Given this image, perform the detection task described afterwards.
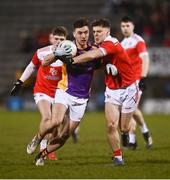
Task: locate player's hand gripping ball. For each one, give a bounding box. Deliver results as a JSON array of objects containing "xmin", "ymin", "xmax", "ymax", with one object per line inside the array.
[{"xmin": 57, "ymin": 40, "xmax": 77, "ymax": 57}]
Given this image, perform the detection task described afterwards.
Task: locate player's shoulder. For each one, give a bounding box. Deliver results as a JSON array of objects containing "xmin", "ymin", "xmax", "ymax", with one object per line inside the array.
[
  {"xmin": 133, "ymin": 33, "xmax": 145, "ymax": 43},
  {"xmin": 104, "ymin": 35, "xmax": 119, "ymax": 44}
]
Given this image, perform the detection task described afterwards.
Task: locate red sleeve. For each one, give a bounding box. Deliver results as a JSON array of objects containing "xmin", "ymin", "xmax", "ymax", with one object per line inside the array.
[
  {"xmin": 101, "ymin": 41, "xmax": 116, "ymax": 55},
  {"xmin": 136, "ymin": 41, "xmax": 147, "ymax": 54},
  {"xmin": 31, "ymin": 51, "xmax": 41, "ymax": 66}
]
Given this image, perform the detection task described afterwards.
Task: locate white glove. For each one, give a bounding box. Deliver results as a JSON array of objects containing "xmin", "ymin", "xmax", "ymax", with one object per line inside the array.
[
  {"xmin": 54, "ymin": 45, "xmax": 72, "ymax": 58},
  {"xmin": 106, "ymin": 63, "xmax": 118, "ymax": 76}
]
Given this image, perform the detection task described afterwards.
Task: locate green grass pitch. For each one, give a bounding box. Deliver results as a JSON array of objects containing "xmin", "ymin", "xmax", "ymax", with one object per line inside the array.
[{"xmin": 0, "ymin": 110, "xmax": 170, "ymax": 178}]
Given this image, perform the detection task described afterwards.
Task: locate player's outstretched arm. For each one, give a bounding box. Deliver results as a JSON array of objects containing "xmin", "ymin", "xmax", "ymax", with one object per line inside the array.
[
  {"xmin": 42, "ymin": 53, "xmax": 56, "ymax": 66},
  {"xmin": 72, "ymin": 49, "xmax": 104, "ymax": 64}
]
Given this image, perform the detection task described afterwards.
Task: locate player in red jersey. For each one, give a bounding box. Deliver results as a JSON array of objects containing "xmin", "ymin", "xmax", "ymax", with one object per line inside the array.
[
  {"xmin": 10, "ymin": 26, "xmax": 68, "ymax": 160},
  {"xmin": 59, "ymin": 18, "xmax": 138, "ymax": 166},
  {"xmin": 120, "ymin": 16, "xmax": 153, "ymax": 149}
]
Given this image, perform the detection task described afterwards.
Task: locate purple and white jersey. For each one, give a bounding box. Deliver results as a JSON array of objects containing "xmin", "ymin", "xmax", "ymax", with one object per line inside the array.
[{"xmin": 58, "ymin": 44, "xmax": 100, "ymax": 98}]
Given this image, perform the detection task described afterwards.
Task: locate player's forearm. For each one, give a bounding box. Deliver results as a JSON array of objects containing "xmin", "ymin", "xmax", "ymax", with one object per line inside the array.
[
  {"xmin": 140, "ymin": 53, "xmax": 150, "ymax": 77},
  {"xmin": 42, "ymin": 54, "xmax": 56, "ymax": 66},
  {"xmin": 20, "ymin": 62, "xmax": 36, "ymax": 82},
  {"xmin": 73, "ymin": 49, "xmax": 103, "ymax": 64}
]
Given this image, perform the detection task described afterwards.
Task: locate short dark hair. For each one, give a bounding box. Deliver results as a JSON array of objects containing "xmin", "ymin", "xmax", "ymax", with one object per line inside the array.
[
  {"xmin": 52, "ymin": 26, "xmax": 68, "ymax": 37},
  {"xmin": 121, "ymin": 16, "xmax": 134, "ymax": 24},
  {"xmin": 91, "ymin": 18, "xmax": 111, "ymax": 28},
  {"xmin": 73, "ymin": 17, "xmax": 89, "ymax": 30}
]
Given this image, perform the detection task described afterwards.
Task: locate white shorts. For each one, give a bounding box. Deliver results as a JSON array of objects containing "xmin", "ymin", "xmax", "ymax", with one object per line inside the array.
[
  {"xmin": 54, "ymin": 89, "xmax": 88, "ymax": 122},
  {"xmin": 34, "ymin": 93, "xmax": 54, "ymax": 104},
  {"xmin": 105, "ymin": 82, "xmax": 138, "ymax": 113}
]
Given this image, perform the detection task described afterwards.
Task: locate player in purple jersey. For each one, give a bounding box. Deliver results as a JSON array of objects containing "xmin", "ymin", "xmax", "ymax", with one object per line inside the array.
[{"xmin": 27, "ymin": 18, "xmax": 101, "ymax": 166}]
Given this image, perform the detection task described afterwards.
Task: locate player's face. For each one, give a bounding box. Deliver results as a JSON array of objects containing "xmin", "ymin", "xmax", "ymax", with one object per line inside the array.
[
  {"xmin": 73, "ymin": 26, "xmax": 89, "ymax": 48},
  {"xmin": 121, "ymin": 22, "xmax": 134, "ymax": 37},
  {"xmin": 93, "ymin": 26, "xmax": 110, "ymax": 44},
  {"xmin": 52, "ymin": 34, "xmax": 66, "ymax": 47}
]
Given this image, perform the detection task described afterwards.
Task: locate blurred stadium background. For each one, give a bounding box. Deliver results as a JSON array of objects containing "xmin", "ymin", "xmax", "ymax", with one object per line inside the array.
[{"xmin": 0, "ymin": 0, "xmax": 170, "ymax": 114}]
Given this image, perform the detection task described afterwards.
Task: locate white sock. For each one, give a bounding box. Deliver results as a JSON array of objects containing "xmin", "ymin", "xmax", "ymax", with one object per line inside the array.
[
  {"xmin": 115, "ymin": 155, "xmax": 123, "ymax": 161},
  {"xmin": 140, "ymin": 123, "xmax": 148, "ymax": 133},
  {"xmin": 129, "ymin": 133, "xmax": 136, "ymax": 144},
  {"xmin": 40, "ymin": 139, "xmax": 47, "ymax": 151}
]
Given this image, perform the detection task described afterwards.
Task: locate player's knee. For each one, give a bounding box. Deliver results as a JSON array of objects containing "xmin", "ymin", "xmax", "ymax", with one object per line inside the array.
[
  {"xmin": 41, "ymin": 116, "xmax": 50, "ymax": 123},
  {"xmin": 107, "ymin": 121, "xmax": 117, "ymax": 134}
]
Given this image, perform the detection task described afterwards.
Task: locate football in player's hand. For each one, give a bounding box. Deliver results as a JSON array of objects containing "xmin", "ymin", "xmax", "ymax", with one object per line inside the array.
[{"xmin": 58, "ymin": 40, "xmax": 77, "ymax": 57}]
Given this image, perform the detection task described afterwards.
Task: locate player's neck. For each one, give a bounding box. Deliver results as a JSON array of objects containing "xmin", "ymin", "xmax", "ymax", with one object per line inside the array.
[
  {"xmin": 76, "ymin": 43, "xmax": 88, "ymax": 50},
  {"xmin": 124, "ymin": 32, "xmax": 134, "ymax": 38}
]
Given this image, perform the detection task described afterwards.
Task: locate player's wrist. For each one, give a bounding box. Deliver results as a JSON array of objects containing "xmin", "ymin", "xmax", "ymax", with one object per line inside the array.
[
  {"xmin": 53, "ymin": 51, "xmax": 60, "ymax": 59},
  {"xmin": 17, "ymin": 79, "xmax": 23, "ymax": 85},
  {"xmin": 70, "ymin": 58, "xmax": 74, "ymax": 63}
]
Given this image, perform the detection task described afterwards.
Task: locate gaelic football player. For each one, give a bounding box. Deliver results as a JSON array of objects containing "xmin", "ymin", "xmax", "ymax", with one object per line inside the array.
[{"xmin": 120, "ymin": 16, "xmax": 153, "ymax": 149}]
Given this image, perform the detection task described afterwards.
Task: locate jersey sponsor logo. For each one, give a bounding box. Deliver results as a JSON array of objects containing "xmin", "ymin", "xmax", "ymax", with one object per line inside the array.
[
  {"xmin": 50, "ymin": 67, "xmax": 57, "ymax": 76},
  {"xmin": 44, "ymin": 75, "xmax": 60, "ymax": 80},
  {"xmin": 43, "ymin": 67, "xmax": 60, "ymax": 80}
]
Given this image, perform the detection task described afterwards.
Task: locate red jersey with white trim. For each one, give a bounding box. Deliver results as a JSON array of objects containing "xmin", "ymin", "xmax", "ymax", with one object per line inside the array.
[
  {"xmin": 121, "ymin": 33, "xmax": 148, "ymax": 80},
  {"xmin": 100, "ymin": 35, "xmax": 136, "ymax": 89},
  {"xmin": 32, "ymin": 45, "xmax": 63, "ymax": 97}
]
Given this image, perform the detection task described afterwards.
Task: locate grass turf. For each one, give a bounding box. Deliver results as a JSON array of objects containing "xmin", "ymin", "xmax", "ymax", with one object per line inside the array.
[{"xmin": 0, "ymin": 110, "xmax": 170, "ymax": 178}]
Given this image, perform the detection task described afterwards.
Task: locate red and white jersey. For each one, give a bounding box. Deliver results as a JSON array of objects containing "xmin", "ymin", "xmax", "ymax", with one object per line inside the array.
[
  {"xmin": 121, "ymin": 33, "xmax": 148, "ymax": 80},
  {"xmin": 100, "ymin": 35, "xmax": 136, "ymax": 89},
  {"xmin": 32, "ymin": 45, "xmax": 63, "ymax": 97}
]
